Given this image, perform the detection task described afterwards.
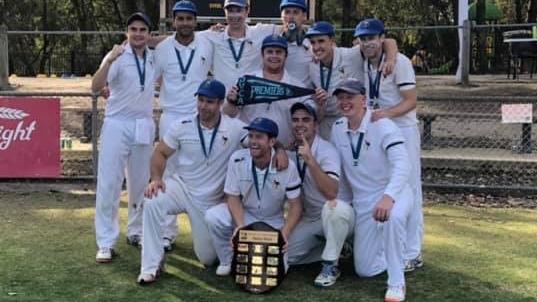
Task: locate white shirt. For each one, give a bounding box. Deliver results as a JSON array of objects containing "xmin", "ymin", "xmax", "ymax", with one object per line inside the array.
[
  {"xmin": 288, "ymin": 135, "xmax": 341, "ymax": 221},
  {"xmin": 163, "ymin": 114, "xmax": 247, "ymax": 211},
  {"xmin": 224, "ymin": 148, "xmax": 301, "ymax": 227},
  {"xmin": 309, "ymin": 47, "xmax": 364, "ymax": 118},
  {"xmin": 236, "ymin": 70, "xmax": 308, "ymax": 146},
  {"xmin": 102, "ymin": 44, "xmax": 155, "ymax": 119},
  {"xmin": 363, "ymin": 53, "xmax": 417, "ymax": 127},
  {"xmin": 154, "ymin": 32, "xmax": 213, "ymax": 115},
  {"xmin": 330, "ymin": 110, "xmax": 411, "ymax": 203},
  {"xmin": 204, "ymin": 24, "xmax": 270, "ymax": 93}
]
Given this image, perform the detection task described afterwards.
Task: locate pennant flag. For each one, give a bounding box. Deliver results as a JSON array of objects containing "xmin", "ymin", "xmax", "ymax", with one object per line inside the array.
[{"xmin": 236, "ymin": 75, "xmax": 315, "ymax": 106}]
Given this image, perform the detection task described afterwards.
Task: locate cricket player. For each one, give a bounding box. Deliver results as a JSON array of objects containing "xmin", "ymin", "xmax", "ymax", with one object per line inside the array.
[
  {"xmin": 331, "ymin": 78, "xmax": 412, "ymax": 302},
  {"xmin": 91, "ymin": 12, "xmax": 156, "ymax": 262},
  {"xmin": 205, "ymin": 117, "xmax": 303, "ymax": 276},
  {"xmin": 286, "ymin": 102, "xmax": 354, "ymax": 287},
  {"xmin": 354, "ymin": 18, "xmax": 423, "ymax": 272},
  {"xmin": 137, "ymin": 79, "xmax": 247, "ymax": 284}
]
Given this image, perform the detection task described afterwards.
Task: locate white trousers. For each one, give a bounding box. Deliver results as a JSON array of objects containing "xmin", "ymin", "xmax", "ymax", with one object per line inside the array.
[
  {"xmin": 95, "ymin": 117, "xmax": 154, "ymax": 249},
  {"xmin": 353, "ymin": 188, "xmax": 411, "ymax": 287},
  {"xmin": 400, "ymin": 125, "xmax": 423, "ymax": 260},
  {"xmin": 159, "ymin": 111, "xmax": 182, "ymax": 241},
  {"xmin": 287, "ymin": 200, "xmax": 355, "ymax": 265},
  {"xmin": 205, "ymin": 203, "xmax": 285, "ymax": 266},
  {"xmin": 140, "ymin": 175, "xmax": 217, "ymax": 275}
]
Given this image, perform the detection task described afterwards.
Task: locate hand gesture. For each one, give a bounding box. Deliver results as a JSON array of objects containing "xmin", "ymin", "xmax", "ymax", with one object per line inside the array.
[
  {"xmin": 272, "ymin": 147, "xmax": 289, "ymax": 171},
  {"xmin": 226, "ymin": 85, "xmax": 239, "ymax": 105},
  {"xmin": 313, "ymin": 88, "xmax": 329, "ymax": 107},
  {"xmin": 380, "ymin": 59, "xmax": 395, "ymax": 77},
  {"xmin": 296, "ymin": 133, "xmax": 313, "ymax": 164},
  {"xmin": 106, "ymin": 44, "xmax": 125, "ymax": 65},
  {"xmin": 373, "ymin": 194, "xmax": 394, "ymax": 222},
  {"xmin": 144, "ymin": 179, "xmax": 166, "ymax": 199}
]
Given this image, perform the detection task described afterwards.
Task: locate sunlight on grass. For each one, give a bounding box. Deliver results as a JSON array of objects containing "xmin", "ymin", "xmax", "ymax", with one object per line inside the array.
[{"xmin": 164, "ymin": 266, "xmax": 222, "ymax": 294}]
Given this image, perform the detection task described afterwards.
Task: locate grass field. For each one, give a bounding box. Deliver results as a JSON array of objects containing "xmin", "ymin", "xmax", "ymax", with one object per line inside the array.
[{"xmin": 1, "ymin": 190, "xmax": 537, "ymax": 302}]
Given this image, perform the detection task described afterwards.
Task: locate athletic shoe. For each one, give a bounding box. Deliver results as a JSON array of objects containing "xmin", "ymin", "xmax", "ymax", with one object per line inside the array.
[
  {"xmin": 137, "ymin": 256, "xmax": 166, "ymax": 285},
  {"xmin": 216, "ymin": 264, "xmax": 232, "ymax": 276},
  {"xmin": 163, "ymin": 237, "xmax": 174, "ymax": 252},
  {"xmin": 404, "ymin": 254, "xmax": 424, "ymax": 272},
  {"xmin": 126, "ymin": 235, "xmax": 141, "ymax": 247},
  {"xmin": 385, "ymin": 285, "xmax": 406, "ymax": 302},
  {"xmin": 95, "ymin": 247, "xmax": 116, "ymax": 263},
  {"xmin": 314, "ymin": 262, "xmax": 341, "ymax": 287}
]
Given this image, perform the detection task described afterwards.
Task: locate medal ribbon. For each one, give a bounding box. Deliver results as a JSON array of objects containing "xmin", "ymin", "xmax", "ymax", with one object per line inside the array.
[
  {"xmin": 227, "ymin": 38, "xmax": 246, "ymax": 68},
  {"xmin": 367, "ymin": 52, "xmax": 384, "ymax": 106},
  {"xmin": 252, "ymin": 160, "xmax": 270, "ymax": 200},
  {"xmin": 174, "ymin": 48, "xmax": 196, "ymax": 79},
  {"xmin": 347, "ymin": 132, "xmax": 365, "ymax": 164},
  {"xmin": 196, "ymin": 115, "xmax": 221, "ymax": 159},
  {"xmin": 295, "ymin": 153, "xmax": 307, "ymax": 183},
  {"xmin": 133, "ymin": 50, "xmax": 146, "ymax": 91},
  {"xmin": 320, "ymin": 63, "xmax": 332, "ymax": 91}
]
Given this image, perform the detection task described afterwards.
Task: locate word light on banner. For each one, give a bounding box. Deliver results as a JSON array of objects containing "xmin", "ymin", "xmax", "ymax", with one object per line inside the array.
[
  {"xmin": 501, "ymin": 104, "xmax": 533, "ymax": 124},
  {"xmin": 0, "ymin": 98, "xmax": 60, "ymax": 178}
]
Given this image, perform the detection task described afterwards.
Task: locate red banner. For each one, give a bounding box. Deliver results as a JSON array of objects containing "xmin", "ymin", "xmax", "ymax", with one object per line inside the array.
[{"xmin": 0, "ymin": 98, "xmax": 61, "ymax": 178}]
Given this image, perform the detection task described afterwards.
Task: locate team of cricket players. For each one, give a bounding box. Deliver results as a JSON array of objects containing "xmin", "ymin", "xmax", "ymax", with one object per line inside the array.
[{"xmin": 90, "ymin": 0, "xmax": 422, "ymax": 301}]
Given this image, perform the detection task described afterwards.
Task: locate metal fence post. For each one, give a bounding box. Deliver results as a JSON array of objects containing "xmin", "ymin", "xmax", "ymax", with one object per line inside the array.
[
  {"xmin": 91, "ymin": 92, "xmax": 99, "ymax": 182},
  {"xmin": 0, "ymin": 24, "xmax": 10, "ymax": 90},
  {"xmin": 461, "ymin": 20, "xmax": 471, "ymax": 85}
]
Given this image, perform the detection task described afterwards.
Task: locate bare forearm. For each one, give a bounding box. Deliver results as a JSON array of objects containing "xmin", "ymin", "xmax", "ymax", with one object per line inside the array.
[
  {"xmin": 386, "ymin": 89, "xmax": 417, "ymax": 118},
  {"xmin": 223, "ymin": 102, "xmax": 239, "ymax": 117},
  {"xmin": 305, "ymin": 158, "xmax": 338, "ymax": 200},
  {"xmin": 91, "ymin": 62, "xmax": 111, "ymax": 93},
  {"xmin": 383, "ymin": 38, "xmax": 399, "ymax": 62},
  {"xmin": 227, "ymin": 196, "xmax": 245, "ymax": 227},
  {"xmin": 282, "ymin": 200, "xmax": 302, "ymax": 235},
  {"xmin": 150, "ymin": 152, "xmax": 168, "ymax": 182}
]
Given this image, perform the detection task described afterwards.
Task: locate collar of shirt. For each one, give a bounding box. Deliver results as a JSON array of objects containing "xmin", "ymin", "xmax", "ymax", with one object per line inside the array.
[
  {"xmin": 248, "ymin": 148, "xmax": 277, "ymax": 174},
  {"xmin": 123, "ymin": 43, "xmax": 150, "ymax": 57},
  {"xmin": 223, "ymin": 24, "xmax": 252, "ymax": 43},
  {"xmin": 346, "ymin": 109, "xmax": 372, "ymax": 135},
  {"xmin": 173, "ymin": 32, "xmax": 197, "ymax": 51}
]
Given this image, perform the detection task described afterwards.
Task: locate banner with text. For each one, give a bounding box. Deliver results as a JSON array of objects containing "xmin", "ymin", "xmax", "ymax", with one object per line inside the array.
[
  {"xmin": 0, "ymin": 98, "xmax": 60, "ymax": 178},
  {"xmin": 236, "ymin": 75, "xmax": 315, "ymax": 106}
]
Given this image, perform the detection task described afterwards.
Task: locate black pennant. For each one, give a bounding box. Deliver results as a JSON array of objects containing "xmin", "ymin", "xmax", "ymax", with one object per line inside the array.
[{"xmin": 236, "ymin": 75, "xmax": 315, "ymax": 106}]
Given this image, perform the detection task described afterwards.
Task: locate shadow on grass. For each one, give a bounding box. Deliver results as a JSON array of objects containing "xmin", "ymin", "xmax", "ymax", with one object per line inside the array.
[{"xmin": 1, "ymin": 191, "xmax": 536, "ymax": 301}]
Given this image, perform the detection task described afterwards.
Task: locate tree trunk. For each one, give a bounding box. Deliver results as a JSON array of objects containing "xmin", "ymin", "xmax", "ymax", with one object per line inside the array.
[
  {"xmin": 341, "ymin": 0, "xmax": 352, "ymax": 46},
  {"xmin": 515, "ymin": 0, "xmax": 523, "ymax": 23},
  {"xmin": 476, "ymin": 0, "xmax": 487, "ymax": 73},
  {"xmin": 528, "ymin": 0, "xmax": 537, "ymax": 22},
  {"xmin": 315, "ymin": 0, "xmax": 323, "ymax": 21}
]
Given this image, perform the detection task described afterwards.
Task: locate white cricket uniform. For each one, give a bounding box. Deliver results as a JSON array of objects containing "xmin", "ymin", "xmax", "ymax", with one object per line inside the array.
[
  {"xmin": 234, "ymin": 70, "xmax": 307, "ymax": 147},
  {"xmin": 363, "ymin": 53, "xmax": 423, "ymax": 261},
  {"xmin": 205, "ymin": 148, "xmax": 302, "ymax": 266},
  {"xmin": 286, "ymin": 135, "xmax": 355, "ymax": 265},
  {"xmin": 330, "ymin": 110, "xmax": 412, "ymax": 287},
  {"xmin": 309, "ymin": 47, "xmax": 364, "ymax": 139},
  {"xmin": 204, "ymin": 24, "xmax": 269, "ymax": 93},
  {"xmin": 140, "ymin": 114, "xmax": 247, "ymax": 275},
  {"xmin": 153, "ymin": 32, "xmax": 213, "ymax": 240},
  {"xmin": 95, "ymin": 44, "xmax": 156, "ymax": 249}
]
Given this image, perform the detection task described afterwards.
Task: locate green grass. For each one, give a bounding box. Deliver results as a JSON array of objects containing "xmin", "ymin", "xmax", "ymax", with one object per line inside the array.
[{"xmin": 1, "ymin": 190, "xmax": 537, "ymax": 302}]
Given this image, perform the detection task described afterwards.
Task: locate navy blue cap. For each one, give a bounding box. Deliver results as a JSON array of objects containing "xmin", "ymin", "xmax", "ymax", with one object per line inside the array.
[
  {"xmin": 261, "ymin": 35, "xmax": 288, "ymax": 52},
  {"xmin": 333, "ymin": 78, "xmax": 366, "ymax": 96},
  {"xmin": 244, "ymin": 117, "xmax": 279, "ymax": 138},
  {"xmin": 126, "ymin": 12, "xmax": 152, "ymax": 28},
  {"xmin": 224, "ymin": 0, "xmax": 249, "ymax": 8},
  {"xmin": 354, "ymin": 18, "xmax": 385, "ymax": 37},
  {"xmin": 173, "ymin": 0, "xmax": 197, "ymax": 16},
  {"xmin": 280, "ymin": 0, "xmax": 307, "ymax": 11},
  {"xmin": 305, "ymin": 21, "xmax": 335, "ymax": 38},
  {"xmin": 195, "ymin": 79, "xmax": 226, "ymax": 100},
  {"xmin": 291, "ymin": 102, "xmax": 317, "ymax": 121}
]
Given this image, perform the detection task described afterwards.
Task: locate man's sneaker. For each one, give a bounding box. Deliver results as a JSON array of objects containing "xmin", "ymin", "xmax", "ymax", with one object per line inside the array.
[
  {"xmin": 339, "ymin": 241, "xmax": 353, "ymax": 260},
  {"xmin": 385, "ymin": 285, "xmax": 406, "ymax": 302},
  {"xmin": 404, "ymin": 254, "xmax": 424, "ymax": 272},
  {"xmin": 163, "ymin": 238, "xmax": 174, "ymax": 252},
  {"xmin": 137, "ymin": 268, "xmax": 162, "ymax": 285},
  {"xmin": 95, "ymin": 247, "xmax": 116, "ymax": 263},
  {"xmin": 216, "ymin": 264, "xmax": 232, "ymax": 276},
  {"xmin": 314, "ymin": 262, "xmax": 341, "ymax": 287},
  {"xmin": 126, "ymin": 235, "xmax": 141, "ymax": 247}
]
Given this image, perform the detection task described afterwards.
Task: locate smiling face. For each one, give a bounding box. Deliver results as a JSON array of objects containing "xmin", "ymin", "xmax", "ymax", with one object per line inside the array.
[
  {"xmin": 126, "ymin": 20, "xmax": 150, "ymax": 49},
  {"xmin": 173, "ymin": 12, "xmax": 196, "ymax": 38},
  {"xmin": 358, "ymin": 34, "xmax": 384, "ymax": 59},
  {"xmin": 248, "ymin": 130, "xmax": 275, "ymax": 160},
  {"xmin": 291, "ymin": 109, "xmax": 316, "ymax": 142},
  {"xmin": 308, "ymin": 35, "xmax": 334, "ymax": 62},
  {"xmin": 225, "ymin": 5, "xmax": 249, "ymax": 30},
  {"xmin": 281, "ymin": 7, "xmax": 307, "ymax": 29},
  {"xmin": 262, "ymin": 46, "xmax": 287, "ymax": 73},
  {"xmin": 336, "ymin": 91, "xmax": 366, "ymax": 118}
]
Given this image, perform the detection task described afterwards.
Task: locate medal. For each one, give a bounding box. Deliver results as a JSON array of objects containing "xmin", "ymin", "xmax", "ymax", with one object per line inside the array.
[
  {"xmin": 228, "ymin": 38, "xmax": 246, "ymax": 70},
  {"xmin": 347, "ymin": 132, "xmax": 364, "ymax": 167},
  {"xmin": 367, "ymin": 53, "xmax": 384, "ymax": 109},
  {"xmin": 175, "ymin": 48, "xmax": 196, "ymax": 82},
  {"xmin": 133, "ymin": 49, "xmax": 146, "ymax": 92}
]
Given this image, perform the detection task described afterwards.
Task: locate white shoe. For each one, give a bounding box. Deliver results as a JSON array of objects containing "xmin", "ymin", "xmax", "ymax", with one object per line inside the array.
[
  {"xmin": 404, "ymin": 254, "xmax": 424, "ymax": 272},
  {"xmin": 385, "ymin": 285, "xmax": 406, "ymax": 302},
  {"xmin": 95, "ymin": 247, "xmax": 115, "ymax": 263},
  {"xmin": 216, "ymin": 264, "xmax": 231, "ymax": 276},
  {"xmin": 314, "ymin": 263, "xmax": 341, "ymax": 287},
  {"xmin": 163, "ymin": 238, "xmax": 174, "ymax": 252}
]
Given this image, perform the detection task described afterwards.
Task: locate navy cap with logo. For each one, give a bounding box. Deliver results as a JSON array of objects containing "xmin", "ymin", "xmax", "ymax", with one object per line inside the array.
[
  {"xmin": 261, "ymin": 35, "xmax": 288, "ymax": 52},
  {"xmin": 172, "ymin": 0, "xmax": 198, "ymax": 16},
  {"xmin": 354, "ymin": 18, "xmax": 385, "ymax": 37},
  {"xmin": 244, "ymin": 117, "xmax": 279, "ymax": 138},
  {"xmin": 280, "ymin": 0, "xmax": 307, "ymax": 11},
  {"xmin": 224, "ymin": 0, "xmax": 249, "ymax": 8},
  {"xmin": 126, "ymin": 12, "xmax": 152, "ymax": 28},
  {"xmin": 195, "ymin": 79, "xmax": 226, "ymax": 100},
  {"xmin": 333, "ymin": 78, "xmax": 366, "ymax": 96},
  {"xmin": 305, "ymin": 21, "xmax": 335, "ymax": 39},
  {"xmin": 290, "ymin": 102, "xmax": 317, "ymax": 121}
]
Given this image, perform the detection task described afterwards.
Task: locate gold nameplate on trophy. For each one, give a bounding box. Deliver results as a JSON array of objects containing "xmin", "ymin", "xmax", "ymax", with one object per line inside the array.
[
  {"xmin": 267, "ymin": 257, "xmax": 279, "ymax": 266},
  {"xmin": 266, "ymin": 278, "xmax": 278, "ymax": 286},
  {"xmin": 251, "ymin": 266, "xmax": 263, "ymax": 275},
  {"xmin": 251, "ymin": 277, "xmax": 262, "ymax": 286},
  {"xmin": 252, "ymin": 256, "xmax": 264, "ymax": 265},
  {"xmin": 267, "ymin": 246, "xmax": 280, "ymax": 255},
  {"xmin": 237, "ymin": 243, "xmax": 249, "ymax": 252},
  {"xmin": 266, "ymin": 267, "xmax": 278, "ymax": 276},
  {"xmin": 253, "ymin": 244, "xmax": 265, "ymax": 254},
  {"xmin": 236, "ymin": 275, "xmax": 248, "ymax": 284},
  {"xmin": 239, "ymin": 230, "xmax": 279, "ymax": 244}
]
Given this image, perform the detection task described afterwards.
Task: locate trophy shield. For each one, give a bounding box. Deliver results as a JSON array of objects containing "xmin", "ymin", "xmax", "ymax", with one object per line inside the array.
[{"xmin": 231, "ymin": 221, "xmax": 286, "ymax": 294}]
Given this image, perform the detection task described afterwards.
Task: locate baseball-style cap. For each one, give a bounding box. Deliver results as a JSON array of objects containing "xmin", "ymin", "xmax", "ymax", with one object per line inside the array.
[
  {"xmin": 261, "ymin": 35, "xmax": 288, "ymax": 52},
  {"xmin": 126, "ymin": 12, "xmax": 152, "ymax": 28},
  {"xmin": 333, "ymin": 78, "xmax": 366, "ymax": 96},
  {"xmin": 244, "ymin": 117, "xmax": 279, "ymax": 138},
  {"xmin": 280, "ymin": 0, "xmax": 307, "ymax": 11},
  {"xmin": 224, "ymin": 0, "xmax": 249, "ymax": 8},
  {"xmin": 354, "ymin": 18, "xmax": 385, "ymax": 37},
  {"xmin": 305, "ymin": 21, "xmax": 335, "ymax": 39},
  {"xmin": 172, "ymin": 0, "xmax": 197, "ymax": 16},
  {"xmin": 290, "ymin": 102, "xmax": 317, "ymax": 121},
  {"xmin": 195, "ymin": 79, "xmax": 226, "ymax": 100}
]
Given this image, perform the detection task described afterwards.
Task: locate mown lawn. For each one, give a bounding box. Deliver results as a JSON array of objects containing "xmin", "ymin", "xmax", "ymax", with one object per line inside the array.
[{"xmin": 1, "ymin": 190, "xmax": 536, "ymax": 302}]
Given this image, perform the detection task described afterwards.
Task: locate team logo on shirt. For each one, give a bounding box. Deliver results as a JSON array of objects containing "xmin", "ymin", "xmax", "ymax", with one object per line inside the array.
[{"xmin": 272, "ymin": 179, "xmax": 280, "ymax": 189}]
